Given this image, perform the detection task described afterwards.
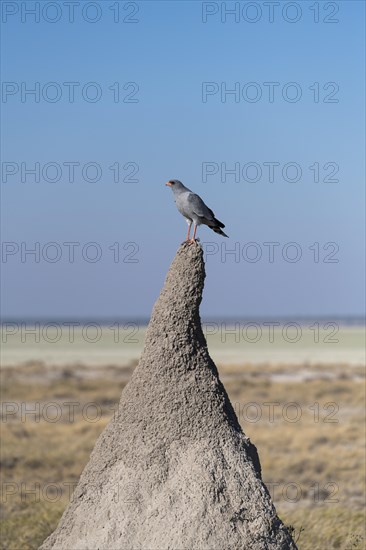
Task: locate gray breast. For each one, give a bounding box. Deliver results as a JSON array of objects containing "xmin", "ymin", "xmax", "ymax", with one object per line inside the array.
[{"xmin": 175, "ymin": 193, "xmax": 193, "ymax": 220}]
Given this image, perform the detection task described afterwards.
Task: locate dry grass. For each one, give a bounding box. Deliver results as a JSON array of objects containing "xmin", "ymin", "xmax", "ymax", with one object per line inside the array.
[{"xmin": 1, "ymin": 361, "xmax": 365, "ymax": 549}]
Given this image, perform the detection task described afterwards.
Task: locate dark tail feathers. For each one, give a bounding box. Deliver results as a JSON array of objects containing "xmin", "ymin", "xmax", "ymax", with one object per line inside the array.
[{"xmin": 211, "ymin": 218, "xmax": 229, "ymax": 238}]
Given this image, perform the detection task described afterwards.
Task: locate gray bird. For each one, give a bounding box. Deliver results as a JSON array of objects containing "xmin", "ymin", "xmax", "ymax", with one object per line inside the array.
[{"xmin": 166, "ymin": 179, "xmax": 229, "ymax": 243}]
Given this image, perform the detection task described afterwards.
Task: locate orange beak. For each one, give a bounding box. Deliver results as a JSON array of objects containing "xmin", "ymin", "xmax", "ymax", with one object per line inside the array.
[{"xmin": 166, "ymin": 181, "xmax": 172, "ymax": 187}]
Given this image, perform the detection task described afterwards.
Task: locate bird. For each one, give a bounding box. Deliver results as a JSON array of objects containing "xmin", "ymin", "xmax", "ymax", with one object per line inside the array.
[{"xmin": 166, "ymin": 179, "xmax": 229, "ymax": 243}]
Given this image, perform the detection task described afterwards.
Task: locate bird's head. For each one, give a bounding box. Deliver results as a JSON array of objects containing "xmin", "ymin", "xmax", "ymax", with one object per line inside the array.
[{"xmin": 166, "ymin": 179, "xmax": 184, "ymax": 190}]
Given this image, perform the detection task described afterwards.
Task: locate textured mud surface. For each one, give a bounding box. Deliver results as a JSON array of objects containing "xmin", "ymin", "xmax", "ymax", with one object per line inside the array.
[{"xmin": 40, "ymin": 243, "xmax": 296, "ymax": 550}]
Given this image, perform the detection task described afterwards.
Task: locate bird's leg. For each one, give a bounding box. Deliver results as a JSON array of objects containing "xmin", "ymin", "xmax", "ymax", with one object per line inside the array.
[
  {"xmin": 186, "ymin": 222, "xmax": 192, "ymax": 242},
  {"xmin": 190, "ymin": 224, "xmax": 198, "ymax": 244}
]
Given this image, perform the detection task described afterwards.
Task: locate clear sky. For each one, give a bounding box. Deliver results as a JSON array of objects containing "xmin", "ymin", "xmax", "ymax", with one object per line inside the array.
[{"xmin": 1, "ymin": 0, "xmax": 365, "ymax": 320}]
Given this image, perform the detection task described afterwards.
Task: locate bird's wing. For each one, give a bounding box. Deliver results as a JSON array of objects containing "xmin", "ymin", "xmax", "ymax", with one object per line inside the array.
[{"xmin": 186, "ymin": 193, "xmax": 215, "ymax": 221}]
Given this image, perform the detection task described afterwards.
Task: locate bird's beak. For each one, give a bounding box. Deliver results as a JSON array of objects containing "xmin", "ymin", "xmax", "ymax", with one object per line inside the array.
[{"xmin": 166, "ymin": 181, "xmax": 172, "ymax": 187}]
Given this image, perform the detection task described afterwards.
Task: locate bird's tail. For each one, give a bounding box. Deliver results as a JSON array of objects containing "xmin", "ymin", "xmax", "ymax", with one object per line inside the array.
[{"xmin": 211, "ymin": 218, "xmax": 229, "ymax": 238}]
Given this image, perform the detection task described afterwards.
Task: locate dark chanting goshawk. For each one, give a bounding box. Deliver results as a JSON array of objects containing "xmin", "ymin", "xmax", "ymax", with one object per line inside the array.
[{"xmin": 166, "ymin": 180, "xmax": 229, "ymax": 243}]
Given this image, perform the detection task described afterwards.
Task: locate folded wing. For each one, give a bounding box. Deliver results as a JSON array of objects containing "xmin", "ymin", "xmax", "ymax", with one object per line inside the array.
[
  {"xmin": 187, "ymin": 193, "xmax": 228, "ymax": 237},
  {"xmin": 187, "ymin": 193, "xmax": 225, "ymax": 226}
]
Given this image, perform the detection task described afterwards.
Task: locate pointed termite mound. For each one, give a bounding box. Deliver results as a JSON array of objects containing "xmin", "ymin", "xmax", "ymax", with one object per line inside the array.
[{"xmin": 41, "ymin": 243, "xmax": 297, "ymax": 550}]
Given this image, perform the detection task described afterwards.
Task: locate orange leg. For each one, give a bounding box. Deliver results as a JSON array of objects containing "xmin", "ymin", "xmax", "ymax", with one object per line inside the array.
[
  {"xmin": 190, "ymin": 224, "xmax": 197, "ymax": 244},
  {"xmin": 186, "ymin": 223, "xmax": 192, "ymax": 241}
]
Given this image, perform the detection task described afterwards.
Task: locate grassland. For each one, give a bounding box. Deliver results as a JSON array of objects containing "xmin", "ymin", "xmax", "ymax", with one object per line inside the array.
[{"xmin": 1, "ymin": 361, "xmax": 365, "ymax": 549}]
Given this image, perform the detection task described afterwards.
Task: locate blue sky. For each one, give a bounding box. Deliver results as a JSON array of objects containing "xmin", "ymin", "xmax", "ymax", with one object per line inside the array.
[{"xmin": 1, "ymin": 0, "xmax": 365, "ymax": 319}]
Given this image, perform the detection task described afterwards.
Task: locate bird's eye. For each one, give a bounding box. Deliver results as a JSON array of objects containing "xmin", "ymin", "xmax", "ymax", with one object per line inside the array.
[{"xmin": 169, "ymin": 180, "xmax": 175, "ymax": 185}]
